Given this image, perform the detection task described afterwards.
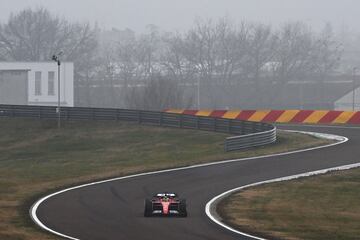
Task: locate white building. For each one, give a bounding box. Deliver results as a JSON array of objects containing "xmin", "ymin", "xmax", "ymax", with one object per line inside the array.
[{"xmin": 0, "ymin": 62, "xmax": 74, "ymax": 107}]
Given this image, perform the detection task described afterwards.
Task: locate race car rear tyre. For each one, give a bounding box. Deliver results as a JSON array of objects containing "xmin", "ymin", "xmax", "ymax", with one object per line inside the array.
[
  {"xmin": 144, "ymin": 199, "xmax": 152, "ymax": 217},
  {"xmin": 179, "ymin": 199, "xmax": 187, "ymax": 217}
]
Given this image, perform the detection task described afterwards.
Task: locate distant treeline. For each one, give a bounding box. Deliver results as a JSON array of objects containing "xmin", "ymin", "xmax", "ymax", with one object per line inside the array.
[{"xmin": 0, "ymin": 8, "xmax": 346, "ymax": 109}]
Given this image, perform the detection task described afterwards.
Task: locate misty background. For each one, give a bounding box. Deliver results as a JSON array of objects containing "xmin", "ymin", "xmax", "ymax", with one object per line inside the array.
[
  {"xmin": 1, "ymin": 0, "xmax": 360, "ymax": 110},
  {"xmin": 2, "ymin": 0, "xmax": 360, "ymax": 33}
]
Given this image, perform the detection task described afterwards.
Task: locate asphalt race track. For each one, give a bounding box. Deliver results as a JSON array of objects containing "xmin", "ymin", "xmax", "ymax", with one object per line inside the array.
[{"xmin": 34, "ymin": 125, "xmax": 360, "ymax": 240}]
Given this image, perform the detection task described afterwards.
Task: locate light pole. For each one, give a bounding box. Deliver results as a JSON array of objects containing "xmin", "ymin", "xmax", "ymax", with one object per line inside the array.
[
  {"xmin": 197, "ymin": 76, "xmax": 200, "ymax": 109},
  {"xmin": 352, "ymin": 67, "xmax": 357, "ymax": 111},
  {"xmin": 52, "ymin": 51, "xmax": 63, "ymax": 128}
]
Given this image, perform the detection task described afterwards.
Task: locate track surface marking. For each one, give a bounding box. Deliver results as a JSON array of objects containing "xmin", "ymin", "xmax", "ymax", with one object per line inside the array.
[{"xmin": 32, "ymin": 126, "xmax": 359, "ymax": 240}]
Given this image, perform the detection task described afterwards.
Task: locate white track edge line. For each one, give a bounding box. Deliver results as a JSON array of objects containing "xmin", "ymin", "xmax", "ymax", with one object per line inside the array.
[
  {"xmin": 205, "ymin": 132, "xmax": 352, "ymax": 240},
  {"xmin": 30, "ymin": 130, "xmax": 348, "ymax": 240},
  {"xmin": 277, "ymin": 123, "xmax": 360, "ymax": 130}
]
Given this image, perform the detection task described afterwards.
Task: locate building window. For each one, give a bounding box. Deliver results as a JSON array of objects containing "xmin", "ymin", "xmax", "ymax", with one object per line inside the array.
[
  {"xmin": 48, "ymin": 71, "xmax": 55, "ymax": 96},
  {"xmin": 35, "ymin": 71, "xmax": 42, "ymax": 96}
]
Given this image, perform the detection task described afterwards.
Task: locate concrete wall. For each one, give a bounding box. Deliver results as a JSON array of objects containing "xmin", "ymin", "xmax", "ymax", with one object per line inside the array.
[{"xmin": 0, "ymin": 62, "xmax": 74, "ymax": 107}]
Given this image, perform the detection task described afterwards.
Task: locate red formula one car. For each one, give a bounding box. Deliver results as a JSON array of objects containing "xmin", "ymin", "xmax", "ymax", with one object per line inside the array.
[{"xmin": 144, "ymin": 193, "xmax": 187, "ymax": 217}]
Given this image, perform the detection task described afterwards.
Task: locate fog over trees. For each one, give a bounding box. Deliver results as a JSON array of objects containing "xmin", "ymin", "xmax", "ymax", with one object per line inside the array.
[{"xmin": 0, "ymin": 7, "xmax": 355, "ymax": 110}]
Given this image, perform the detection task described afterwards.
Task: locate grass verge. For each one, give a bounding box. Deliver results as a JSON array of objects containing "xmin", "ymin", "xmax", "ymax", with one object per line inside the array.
[
  {"xmin": 0, "ymin": 118, "xmax": 332, "ymax": 240},
  {"xmin": 217, "ymin": 168, "xmax": 360, "ymax": 240}
]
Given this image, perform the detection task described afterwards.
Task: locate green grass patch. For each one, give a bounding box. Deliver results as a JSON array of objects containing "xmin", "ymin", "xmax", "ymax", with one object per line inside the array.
[
  {"xmin": 0, "ymin": 118, "xmax": 332, "ymax": 240},
  {"xmin": 218, "ymin": 168, "xmax": 360, "ymax": 240}
]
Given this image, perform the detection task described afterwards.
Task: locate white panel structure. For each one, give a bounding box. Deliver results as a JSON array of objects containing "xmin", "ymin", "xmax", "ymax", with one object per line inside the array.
[
  {"xmin": 0, "ymin": 62, "xmax": 74, "ymax": 107},
  {"xmin": 334, "ymin": 88, "xmax": 360, "ymax": 110}
]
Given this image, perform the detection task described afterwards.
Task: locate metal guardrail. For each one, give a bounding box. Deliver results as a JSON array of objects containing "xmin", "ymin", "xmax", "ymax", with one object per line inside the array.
[
  {"xmin": 224, "ymin": 127, "xmax": 277, "ymax": 151},
  {"xmin": 0, "ymin": 104, "xmax": 276, "ymax": 151}
]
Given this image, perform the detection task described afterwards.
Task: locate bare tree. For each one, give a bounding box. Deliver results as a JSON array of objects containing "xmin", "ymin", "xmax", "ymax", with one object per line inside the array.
[
  {"xmin": 214, "ymin": 19, "xmax": 251, "ymax": 85},
  {"xmin": 0, "ymin": 8, "xmax": 61, "ymax": 60},
  {"xmin": 0, "ymin": 8, "xmax": 100, "ymax": 107},
  {"xmin": 136, "ymin": 25, "xmax": 162, "ymax": 79},
  {"xmin": 161, "ymin": 32, "xmax": 197, "ymax": 83},
  {"xmin": 247, "ymin": 24, "xmax": 277, "ymax": 83},
  {"xmin": 272, "ymin": 22, "xmax": 314, "ymax": 84},
  {"xmin": 117, "ymin": 39, "xmax": 140, "ymax": 108},
  {"xmin": 179, "ymin": 18, "xmax": 253, "ymax": 107},
  {"xmin": 243, "ymin": 24, "xmax": 278, "ymax": 107},
  {"xmin": 116, "ymin": 25, "xmax": 163, "ymax": 108},
  {"xmin": 312, "ymin": 23, "xmax": 342, "ymax": 77},
  {"xmin": 0, "ymin": 8, "xmax": 98, "ymax": 63},
  {"xmin": 127, "ymin": 74, "xmax": 192, "ymax": 110},
  {"xmin": 311, "ymin": 23, "xmax": 342, "ymax": 107}
]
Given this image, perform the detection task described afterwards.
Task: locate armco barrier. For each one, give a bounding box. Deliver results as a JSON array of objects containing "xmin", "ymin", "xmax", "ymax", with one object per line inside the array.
[
  {"xmin": 225, "ymin": 128, "xmax": 277, "ymax": 151},
  {"xmin": 166, "ymin": 109, "xmax": 360, "ymax": 124},
  {"xmin": 0, "ymin": 104, "xmax": 276, "ymax": 151}
]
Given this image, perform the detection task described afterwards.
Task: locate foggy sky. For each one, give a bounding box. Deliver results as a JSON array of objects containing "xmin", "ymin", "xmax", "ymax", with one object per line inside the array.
[{"xmin": 1, "ymin": 0, "xmax": 359, "ymax": 32}]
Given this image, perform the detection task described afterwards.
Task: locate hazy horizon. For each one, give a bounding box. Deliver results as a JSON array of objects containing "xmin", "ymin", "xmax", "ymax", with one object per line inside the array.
[{"xmin": 0, "ymin": 0, "xmax": 359, "ymax": 33}]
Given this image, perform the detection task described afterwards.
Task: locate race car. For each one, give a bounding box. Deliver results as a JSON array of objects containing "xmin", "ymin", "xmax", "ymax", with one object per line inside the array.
[{"xmin": 144, "ymin": 192, "xmax": 187, "ymax": 217}]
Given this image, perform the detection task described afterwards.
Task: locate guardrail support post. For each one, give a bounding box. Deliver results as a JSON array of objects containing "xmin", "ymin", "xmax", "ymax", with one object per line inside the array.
[
  {"xmin": 228, "ymin": 119, "xmax": 232, "ymax": 133},
  {"xmin": 179, "ymin": 115, "xmax": 183, "ymax": 128},
  {"xmin": 116, "ymin": 109, "xmax": 120, "ymax": 121},
  {"xmin": 251, "ymin": 122, "xmax": 257, "ymax": 133},
  {"xmin": 159, "ymin": 112, "xmax": 163, "ymax": 126},
  {"xmin": 138, "ymin": 111, "xmax": 142, "ymax": 124}
]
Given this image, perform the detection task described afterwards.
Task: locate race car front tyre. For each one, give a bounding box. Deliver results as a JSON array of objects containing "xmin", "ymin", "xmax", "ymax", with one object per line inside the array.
[
  {"xmin": 144, "ymin": 199, "xmax": 152, "ymax": 217},
  {"xmin": 179, "ymin": 199, "xmax": 187, "ymax": 217}
]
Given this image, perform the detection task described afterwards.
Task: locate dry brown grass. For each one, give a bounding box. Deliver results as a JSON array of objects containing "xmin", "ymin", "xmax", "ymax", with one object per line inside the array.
[{"xmin": 218, "ymin": 169, "xmax": 360, "ymax": 240}]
